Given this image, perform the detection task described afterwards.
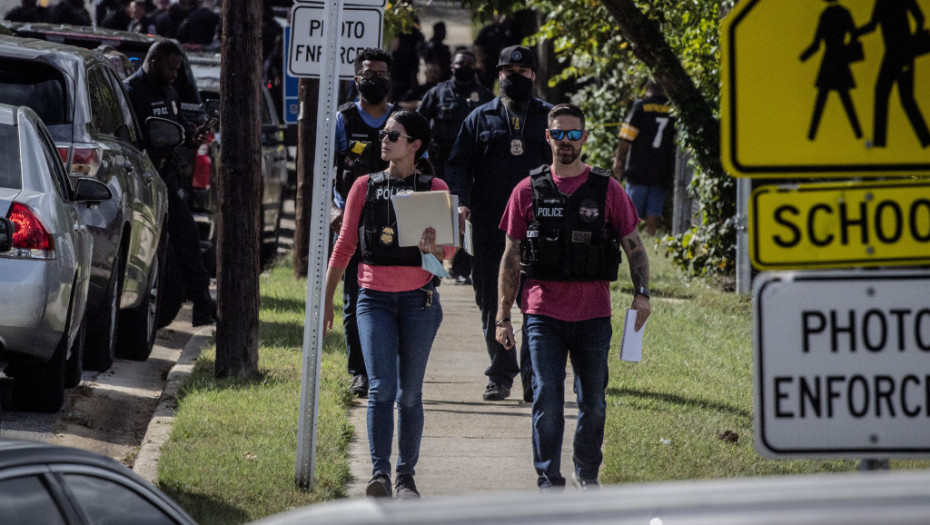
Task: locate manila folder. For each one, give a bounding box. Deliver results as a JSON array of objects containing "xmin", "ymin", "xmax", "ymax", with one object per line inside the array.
[{"xmin": 391, "ymin": 190, "xmax": 457, "ymax": 247}]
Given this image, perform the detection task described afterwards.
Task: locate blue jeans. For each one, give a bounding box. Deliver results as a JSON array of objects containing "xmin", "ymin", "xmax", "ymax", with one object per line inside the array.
[
  {"xmin": 356, "ymin": 284, "xmax": 442, "ymax": 477},
  {"xmin": 525, "ymin": 314, "xmax": 611, "ymax": 488}
]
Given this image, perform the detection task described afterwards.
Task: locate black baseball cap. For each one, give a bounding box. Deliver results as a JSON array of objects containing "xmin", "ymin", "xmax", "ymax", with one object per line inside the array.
[{"xmin": 497, "ymin": 45, "xmax": 537, "ymax": 71}]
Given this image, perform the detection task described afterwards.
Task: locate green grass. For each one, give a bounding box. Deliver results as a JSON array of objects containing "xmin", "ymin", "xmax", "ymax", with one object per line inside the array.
[
  {"xmin": 156, "ymin": 245, "xmax": 929, "ymax": 524},
  {"xmin": 157, "ymin": 259, "xmax": 353, "ymax": 524},
  {"xmin": 602, "ymin": 239, "xmax": 930, "ymax": 482}
]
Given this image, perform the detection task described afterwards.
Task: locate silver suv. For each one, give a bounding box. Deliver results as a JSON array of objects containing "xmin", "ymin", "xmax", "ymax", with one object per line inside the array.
[{"xmin": 0, "ymin": 35, "xmax": 181, "ymax": 371}]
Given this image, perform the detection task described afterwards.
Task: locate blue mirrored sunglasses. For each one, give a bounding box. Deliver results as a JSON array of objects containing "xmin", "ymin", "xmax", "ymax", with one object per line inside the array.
[{"xmin": 548, "ymin": 129, "xmax": 584, "ymax": 141}]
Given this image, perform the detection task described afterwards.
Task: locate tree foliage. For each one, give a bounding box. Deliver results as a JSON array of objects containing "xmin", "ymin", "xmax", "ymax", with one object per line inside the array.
[{"xmin": 462, "ymin": 0, "xmax": 738, "ymax": 277}]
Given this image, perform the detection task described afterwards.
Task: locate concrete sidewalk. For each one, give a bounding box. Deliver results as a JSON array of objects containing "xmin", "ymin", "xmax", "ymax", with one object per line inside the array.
[{"xmin": 345, "ymin": 279, "xmax": 577, "ymax": 497}]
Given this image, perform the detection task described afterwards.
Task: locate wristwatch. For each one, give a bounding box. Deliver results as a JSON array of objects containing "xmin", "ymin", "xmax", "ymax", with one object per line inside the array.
[{"xmin": 634, "ymin": 287, "xmax": 650, "ymax": 299}]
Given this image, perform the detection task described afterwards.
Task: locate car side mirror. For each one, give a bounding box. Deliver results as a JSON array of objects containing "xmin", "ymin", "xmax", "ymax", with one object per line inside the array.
[
  {"xmin": 74, "ymin": 177, "xmax": 113, "ymax": 204},
  {"xmin": 0, "ymin": 217, "xmax": 13, "ymax": 252},
  {"xmin": 204, "ymin": 98, "xmax": 220, "ymax": 118},
  {"xmin": 145, "ymin": 117, "xmax": 185, "ymax": 149}
]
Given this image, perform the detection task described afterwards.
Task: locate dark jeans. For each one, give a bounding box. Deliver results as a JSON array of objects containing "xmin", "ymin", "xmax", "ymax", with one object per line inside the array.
[
  {"xmin": 357, "ymin": 284, "xmax": 442, "ymax": 476},
  {"xmin": 525, "ymin": 315, "xmax": 611, "ymax": 488},
  {"xmin": 167, "ymin": 189, "xmax": 210, "ymax": 296},
  {"xmin": 343, "ymin": 250, "xmax": 365, "ymax": 378}
]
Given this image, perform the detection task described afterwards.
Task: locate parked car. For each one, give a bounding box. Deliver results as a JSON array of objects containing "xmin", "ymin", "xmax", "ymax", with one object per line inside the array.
[
  {"xmin": 187, "ymin": 50, "xmax": 290, "ymax": 268},
  {"xmin": 0, "ymin": 35, "xmax": 182, "ymax": 372},
  {"xmin": 250, "ymin": 470, "xmax": 930, "ymax": 525},
  {"xmin": 0, "ymin": 103, "xmax": 112, "ymax": 413},
  {"xmin": 1, "ymin": 23, "xmax": 213, "ymax": 328},
  {"xmin": 0, "ymin": 438, "xmax": 197, "ymax": 524}
]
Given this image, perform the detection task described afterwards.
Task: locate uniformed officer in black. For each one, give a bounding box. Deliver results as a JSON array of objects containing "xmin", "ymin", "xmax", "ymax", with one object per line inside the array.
[
  {"xmin": 417, "ymin": 49, "xmax": 492, "ymax": 285},
  {"xmin": 331, "ymin": 47, "xmax": 397, "ymax": 399},
  {"xmin": 446, "ymin": 45, "xmax": 553, "ymax": 402},
  {"xmin": 125, "ymin": 39, "xmax": 216, "ymax": 327}
]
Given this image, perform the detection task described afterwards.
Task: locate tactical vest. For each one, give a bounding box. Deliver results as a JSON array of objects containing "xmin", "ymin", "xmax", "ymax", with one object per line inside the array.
[
  {"xmin": 335, "ymin": 102, "xmax": 397, "ymax": 200},
  {"xmin": 359, "ymin": 171, "xmax": 435, "ymax": 266},
  {"xmin": 521, "ymin": 165, "xmax": 622, "ymax": 282},
  {"xmin": 431, "ymin": 82, "xmax": 490, "ymax": 158}
]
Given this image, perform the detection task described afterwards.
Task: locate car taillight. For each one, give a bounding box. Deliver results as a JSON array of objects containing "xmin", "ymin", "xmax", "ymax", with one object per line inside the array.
[
  {"xmin": 7, "ymin": 202, "xmax": 54, "ymax": 259},
  {"xmin": 60, "ymin": 144, "xmax": 102, "ymax": 177},
  {"xmin": 193, "ymin": 144, "xmax": 212, "ymax": 189}
]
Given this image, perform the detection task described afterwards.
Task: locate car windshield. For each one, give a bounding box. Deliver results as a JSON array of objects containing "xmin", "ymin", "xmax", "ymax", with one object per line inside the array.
[
  {"xmin": 0, "ymin": 125, "xmax": 22, "ymax": 190},
  {"xmin": 0, "ymin": 60, "xmax": 68, "ymax": 126}
]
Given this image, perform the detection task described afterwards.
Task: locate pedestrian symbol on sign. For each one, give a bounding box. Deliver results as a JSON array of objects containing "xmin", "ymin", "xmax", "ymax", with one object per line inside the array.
[{"xmin": 801, "ymin": 0, "xmax": 930, "ymax": 148}]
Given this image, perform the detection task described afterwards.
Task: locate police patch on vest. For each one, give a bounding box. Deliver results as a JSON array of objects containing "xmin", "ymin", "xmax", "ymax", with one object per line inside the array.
[
  {"xmin": 536, "ymin": 205, "xmax": 564, "ymax": 218},
  {"xmin": 578, "ymin": 199, "xmax": 600, "ymax": 223},
  {"xmin": 380, "ymin": 226, "xmax": 395, "ymax": 245}
]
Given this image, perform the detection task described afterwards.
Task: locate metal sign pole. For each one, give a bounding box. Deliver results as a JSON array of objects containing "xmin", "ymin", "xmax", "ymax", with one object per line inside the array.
[
  {"xmin": 295, "ymin": 0, "xmax": 344, "ymax": 491},
  {"xmin": 735, "ymin": 177, "xmax": 751, "ymax": 294}
]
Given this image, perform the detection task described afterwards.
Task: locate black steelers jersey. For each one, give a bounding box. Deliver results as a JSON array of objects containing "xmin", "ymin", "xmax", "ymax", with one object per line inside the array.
[{"xmin": 618, "ymin": 95, "xmax": 677, "ymax": 186}]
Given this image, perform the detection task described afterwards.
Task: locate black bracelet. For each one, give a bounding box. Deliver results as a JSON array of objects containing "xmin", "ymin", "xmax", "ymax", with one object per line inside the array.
[{"xmin": 495, "ymin": 318, "xmax": 510, "ymax": 327}]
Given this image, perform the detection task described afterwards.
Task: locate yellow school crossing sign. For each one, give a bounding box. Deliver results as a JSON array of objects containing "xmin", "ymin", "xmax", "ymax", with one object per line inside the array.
[{"xmin": 721, "ymin": 0, "xmax": 930, "ymax": 177}]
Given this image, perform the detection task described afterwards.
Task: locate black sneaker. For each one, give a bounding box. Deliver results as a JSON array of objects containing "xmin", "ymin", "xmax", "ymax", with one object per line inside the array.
[
  {"xmin": 365, "ymin": 472, "xmax": 392, "ymax": 498},
  {"xmin": 192, "ymin": 296, "xmax": 217, "ymax": 327},
  {"xmin": 349, "ymin": 374, "xmax": 369, "ymax": 398},
  {"xmin": 572, "ymin": 472, "xmax": 600, "ymax": 490},
  {"xmin": 483, "ymin": 381, "xmax": 511, "ymax": 401},
  {"xmin": 394, "ymin": 473, "xmax": 420, "ymax": 499}
]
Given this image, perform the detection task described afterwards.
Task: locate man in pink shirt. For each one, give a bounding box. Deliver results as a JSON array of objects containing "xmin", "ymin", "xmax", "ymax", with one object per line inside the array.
[{"xmin": 496, "ymin": 103, "xmax": 651, "ymax": 490}]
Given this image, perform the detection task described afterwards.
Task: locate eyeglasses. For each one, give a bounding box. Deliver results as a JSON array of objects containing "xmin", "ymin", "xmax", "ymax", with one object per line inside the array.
[
  {"xmin": 358, "ymin": 69, "xmax": 390, "ymax": 80},
  {"xmin": 548, "ymin": 129, "xmax": 584, "ymax": 141},
  {"xmin": 379, "ymin": 129, "xmax": 414, "ymax": 143}
]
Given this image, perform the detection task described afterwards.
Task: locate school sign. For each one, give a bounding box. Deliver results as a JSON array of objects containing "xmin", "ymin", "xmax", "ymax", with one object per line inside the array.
[{"xmin": 721, "ymin": 0, "xmax": 930, "ymax": 177}]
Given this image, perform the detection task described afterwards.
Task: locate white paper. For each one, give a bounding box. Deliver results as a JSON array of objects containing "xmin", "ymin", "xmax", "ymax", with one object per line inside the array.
[
  {"xmin": 620, "ymin": 309, "xmax": 646, "ymax": 362},
  {"xmin": 391, "ymin": 190, "xmax": 457, "ymax": 247},
  {"xmin": 463, "ymin": 219, "xmax": 474, "ymax": 256}
]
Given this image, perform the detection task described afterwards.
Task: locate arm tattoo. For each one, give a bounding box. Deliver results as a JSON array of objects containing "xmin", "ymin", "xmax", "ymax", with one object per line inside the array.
[
  {"xmin": 622, "ymin": 233, "xmax": 650, "ymax": 289},
  {"xmin": 629, "ymin": 249, "xmax": 650, "ymax": 289},
  {"xmin": 498, "ymin": 236, "xmax": 522, "ymax": 312}
]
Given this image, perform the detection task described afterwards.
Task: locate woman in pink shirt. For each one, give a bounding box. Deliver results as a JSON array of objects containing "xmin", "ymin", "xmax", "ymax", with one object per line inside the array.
[{"xmin": 324, "ymin": 111, "xmax": 455, "ymax": 499}]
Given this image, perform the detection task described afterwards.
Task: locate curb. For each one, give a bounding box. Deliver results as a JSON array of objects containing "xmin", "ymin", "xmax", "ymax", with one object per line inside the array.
[{"xmin": 134, "ymin": 327, "xmax": 215, "ymax": 484}]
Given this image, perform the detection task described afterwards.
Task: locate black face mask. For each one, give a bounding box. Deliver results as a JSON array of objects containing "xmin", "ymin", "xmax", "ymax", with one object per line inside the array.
[
  {"xmin": 453, "ymin": 66, "xmax": 475, "ymax": 83},
  {"xmin": 500, "ymin": 73, "xmax": 533, "ymax": 101},
  {"xmin": 358, "ymin": 78, "xmax": 390, "ymax": 103}
]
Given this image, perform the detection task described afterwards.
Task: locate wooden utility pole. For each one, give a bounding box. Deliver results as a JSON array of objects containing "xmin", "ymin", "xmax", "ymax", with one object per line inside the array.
[
  {"xmin": 215, "ymin": 0, "xmax": 262, "ymax": 378},
  {"xmin": 293, "ymin": 78, "xmax": 319, "ymax": 279}
]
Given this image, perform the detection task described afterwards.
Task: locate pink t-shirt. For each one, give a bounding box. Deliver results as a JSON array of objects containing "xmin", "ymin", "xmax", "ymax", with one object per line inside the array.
[
  {"xmin": 499, "ymin": 165, "xmax": 640, "ymax": 322},
  {"xmin": 329, "ymin": 174, "xmax": 456, "ymax": 292}
]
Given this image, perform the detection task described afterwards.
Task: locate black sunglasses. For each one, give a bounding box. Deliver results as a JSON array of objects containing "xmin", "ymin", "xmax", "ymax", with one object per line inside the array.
[
  {"xmin": 548, "ymin": 129, "xmax": 584, "ymax": 141},
  {"xmin": 379, "ymin": 129, "xmax": 415, "ymax": 143}
]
